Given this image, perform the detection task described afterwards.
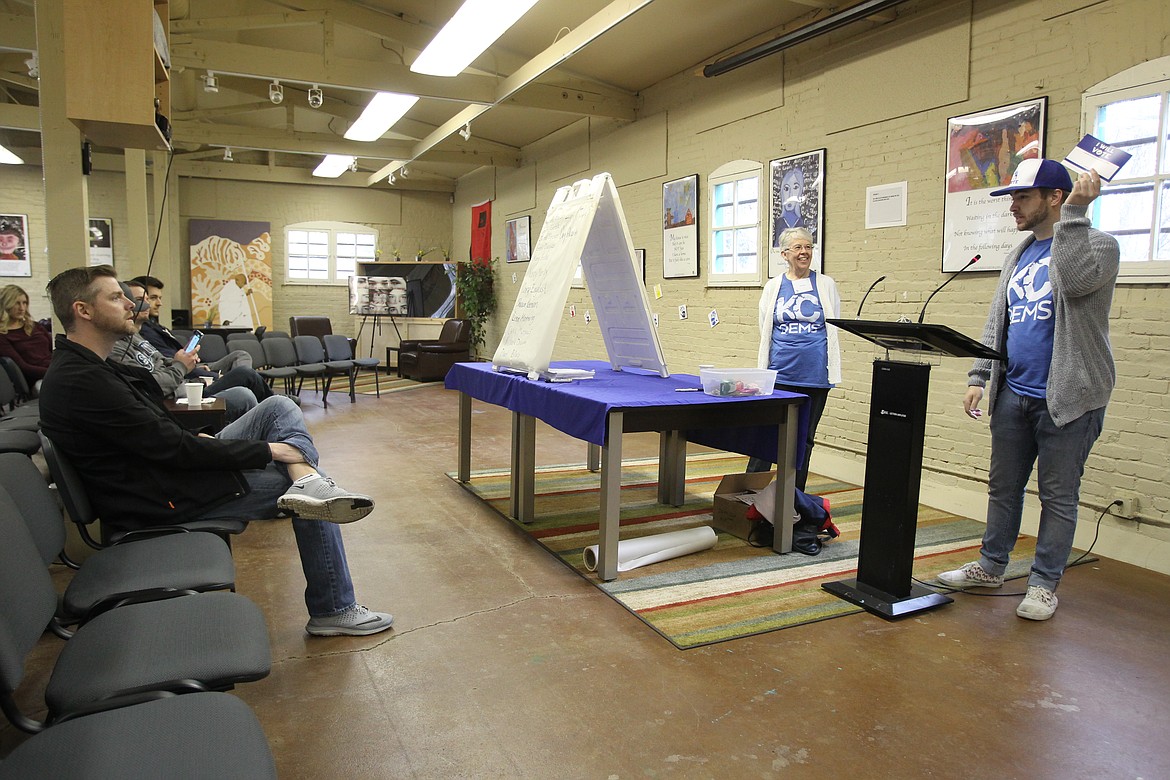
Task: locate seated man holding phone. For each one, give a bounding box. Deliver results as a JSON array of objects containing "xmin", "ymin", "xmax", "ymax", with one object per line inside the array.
[
  {"xmin": 40, "ymin": 266, "xmax": 394, "ymax": 637},
  {"xmin": 111, "ymin": 281, "xmax": 260, "ymax": 422}
]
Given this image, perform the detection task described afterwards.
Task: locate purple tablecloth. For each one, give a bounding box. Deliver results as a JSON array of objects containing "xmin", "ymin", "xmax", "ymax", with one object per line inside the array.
[{"xmin": 446, "ymin": 360, "xmax": 808, "ymax": 463}]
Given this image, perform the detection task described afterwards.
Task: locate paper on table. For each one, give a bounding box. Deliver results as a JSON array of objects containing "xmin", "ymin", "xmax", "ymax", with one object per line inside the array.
[{"xmin": 582, "ymin": 526, "xmax": 717, "ymax": 573}]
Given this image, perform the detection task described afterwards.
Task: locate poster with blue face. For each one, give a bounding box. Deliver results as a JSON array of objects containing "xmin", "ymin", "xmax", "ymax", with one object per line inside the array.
[{"xmin": 769, "ymin": 149, "xmax": 825, "ymax": 277}]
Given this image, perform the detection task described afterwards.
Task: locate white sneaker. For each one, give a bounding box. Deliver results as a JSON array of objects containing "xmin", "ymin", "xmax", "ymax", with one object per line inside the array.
[
  {"xmin": 937, "ymin": 561, "xmax": 1004, "ymax": 589},
  {"xmin": 1016, "ymin": 585, "xmax": 1058, "ymax": 621},
  {"xmin": 277, "ymin": 475, "xmax": 374, "ymax": 524},
  {"xmin": 306, "ymin": 605, "xmax": 394, "ymax": 637}
]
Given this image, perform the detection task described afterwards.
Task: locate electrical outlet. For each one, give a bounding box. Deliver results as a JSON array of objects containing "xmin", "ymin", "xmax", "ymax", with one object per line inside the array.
[{"xmin": 1112, "ymin": 496, "xmax": 1141, "ymax": 519}]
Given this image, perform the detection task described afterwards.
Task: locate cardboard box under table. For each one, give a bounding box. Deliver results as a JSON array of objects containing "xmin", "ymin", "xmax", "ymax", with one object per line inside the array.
[{"xmin": 712, "ymin": 471, "xmax": 776, "ymax": 541}]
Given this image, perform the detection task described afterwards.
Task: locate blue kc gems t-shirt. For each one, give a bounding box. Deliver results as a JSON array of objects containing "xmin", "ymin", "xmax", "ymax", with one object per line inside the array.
[
  {"xmin": 769, "ymin": 273, "xmax": 830, "ymax": 388},
  {"xmin": 1005, "ymin": 238, "xmax": 1054, "ymax": 399}
]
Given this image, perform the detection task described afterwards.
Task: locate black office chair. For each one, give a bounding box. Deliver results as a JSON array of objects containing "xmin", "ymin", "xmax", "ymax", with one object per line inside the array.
[{"xmin": 0, "ymin": 453, "xmax": 235, "ymax": 632}]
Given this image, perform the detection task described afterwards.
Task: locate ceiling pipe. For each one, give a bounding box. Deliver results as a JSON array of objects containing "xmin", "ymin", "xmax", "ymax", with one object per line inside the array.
[{"xmin": 703, "ymin": 0, "xmax": 911, "ymax": 78}]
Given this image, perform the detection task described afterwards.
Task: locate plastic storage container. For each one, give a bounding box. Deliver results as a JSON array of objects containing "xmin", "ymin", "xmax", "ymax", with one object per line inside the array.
[{"xmin": 699, "ymin": 368, "xmax": 777, "ymax": 397}]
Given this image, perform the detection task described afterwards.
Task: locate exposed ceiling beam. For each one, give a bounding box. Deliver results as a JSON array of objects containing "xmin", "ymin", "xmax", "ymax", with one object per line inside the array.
[
  {"xmin": 170, "ymin": 10, "xmax": 328, "ymax": 33},
  {"xmin": 0, "ymin": 102, "xmax": 39, "ymax": 131},
  {"xmin": 170, "ymin": 36, "xmax": 499, "ymax": 104},
  {"xmin": 173, "ymin": 120, "xmax": 520, "ymax": 166},
  {"xmin": 174, "ymin": 101, "xmax": 281, "ymax": 121},
  {"xmin": 174, "ymin": 158, "xmax": 453, "ymax": 191},
  {"xmin": 368, "ymin": 0, "xmax": 653, "ymax": 185},
  {"xmin": 0, "ymin": 12, "xmax": 36, "ymax": 51}
]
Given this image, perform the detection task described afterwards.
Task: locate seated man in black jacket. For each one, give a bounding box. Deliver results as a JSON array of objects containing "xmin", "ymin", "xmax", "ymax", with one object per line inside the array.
[{"xmin": 39, "ymin": 265, "xmax": 393, "ymax": 637}]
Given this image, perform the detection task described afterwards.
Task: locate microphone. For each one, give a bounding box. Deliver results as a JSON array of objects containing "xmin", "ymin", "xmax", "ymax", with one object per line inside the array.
[
  {"xmin": 857, "ymin": 275, "xmax": 886, "ymax": 318},
  {"xmin": 918, "ymin": 254, "xmax": 979, "ymax": 323}
]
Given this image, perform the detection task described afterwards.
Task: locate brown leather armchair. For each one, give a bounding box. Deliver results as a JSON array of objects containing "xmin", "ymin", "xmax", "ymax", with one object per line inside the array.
[{"xmin": 397, "ymin": 319, "xmax": 471, "ymax": 381}]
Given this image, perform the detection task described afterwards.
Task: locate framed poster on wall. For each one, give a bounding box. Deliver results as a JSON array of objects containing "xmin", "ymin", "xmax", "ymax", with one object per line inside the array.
[
  {"xmin": 88, "ymin": 218, "xmax": 113, "ymax": 266},
  {"xmin": 0, "ymin": 214, "xmax": 30, "ymax": 277},
  {"xmin": 662, "ymin": 174, "xmax": 699, "ymax": 278},
  {"xmin": 505, "ymin": 215, "xmax": 531, "ymax": 263},
  {"xmin": 942, "ymin": 97, "xmax": 1047, "ymax": 271},
  {"xmin": 769, "ymin": 148, "xmax": 825, "ymax": 277}
]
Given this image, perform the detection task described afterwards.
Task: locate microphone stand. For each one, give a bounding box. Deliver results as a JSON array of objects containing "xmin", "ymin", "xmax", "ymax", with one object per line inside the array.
[
  {"xmin": 857, "ymin": 275, "xmax": 887, "ymax": 318},
  {"xmin": 918, "ymin": 255, "xmax": 980, "ymax": 323}
]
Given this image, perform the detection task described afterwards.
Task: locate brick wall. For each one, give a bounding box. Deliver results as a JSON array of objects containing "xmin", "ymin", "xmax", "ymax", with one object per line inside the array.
[{"xmin": 475, "ymin": 0, "xmax": 1170, "ymax": 572}]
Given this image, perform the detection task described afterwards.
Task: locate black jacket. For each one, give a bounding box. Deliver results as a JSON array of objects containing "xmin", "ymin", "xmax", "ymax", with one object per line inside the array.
[{"xmin": 38, "ymin": 336, "xmax": 271, "ymax": 530}]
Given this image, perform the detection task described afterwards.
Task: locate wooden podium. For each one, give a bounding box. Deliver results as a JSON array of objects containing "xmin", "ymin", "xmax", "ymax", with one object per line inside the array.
[{"xmin": 822, "ymin": 320, "xmax": 1002, "ymax": 619}]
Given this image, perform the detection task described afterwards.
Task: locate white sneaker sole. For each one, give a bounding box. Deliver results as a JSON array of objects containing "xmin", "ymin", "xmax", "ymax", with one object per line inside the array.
[
  {"xmin": 937, "ymin": 575, "xmax": 1003, "ymax": 589},
  {"xmin": 276, "ymin": 494, "xmax": 374, "ymax": 524},
  {"xmin": 305, "ymin": 615, "xmax": 394, "ymax": 637}
]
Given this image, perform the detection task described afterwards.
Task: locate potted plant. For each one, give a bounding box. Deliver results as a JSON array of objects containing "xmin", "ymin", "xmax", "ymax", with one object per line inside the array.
[{"xmin": 454, "ymin": 256, "xmax": 497, "ymax": 356}]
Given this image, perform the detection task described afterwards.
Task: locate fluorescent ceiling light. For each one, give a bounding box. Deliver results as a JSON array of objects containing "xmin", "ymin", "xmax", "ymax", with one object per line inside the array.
[
  {"xmin": 0, "ymin": 144, "xmax": 22, "ymax": 165},
  {"xmin": 410, "ymin": 0, "xmax": 540, "ymax": 77},
  {"xmin": 313, "ymin": 154, "xmax": 356, "ymax": 178},
  {"xmin": 343, "ymin": 92, "xmax": 419, "ymax": 142}
]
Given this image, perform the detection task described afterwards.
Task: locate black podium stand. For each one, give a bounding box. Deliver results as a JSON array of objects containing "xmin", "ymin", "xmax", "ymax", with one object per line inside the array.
[{"xmin": 822, "ymin": 320, "xmax": 1002, "ymax": 619}]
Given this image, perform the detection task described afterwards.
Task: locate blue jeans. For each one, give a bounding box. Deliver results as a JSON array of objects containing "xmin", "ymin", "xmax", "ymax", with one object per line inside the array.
[
  {"xmin": 209, "ymin": 386, "xmax": 257, "ymax": 423},
  {"xmin": 197, "ymin": 396, "xmax": 356, "ymax": 617},
  {"xmin": 978, "ymin": 386, "xmax": 1105, "ymax": 591}
]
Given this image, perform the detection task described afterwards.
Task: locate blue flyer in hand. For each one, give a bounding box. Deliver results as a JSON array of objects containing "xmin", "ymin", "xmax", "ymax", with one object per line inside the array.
[{"xmin": 1064, "ymin": 134, "xmax": 1132, "ymax": 182}]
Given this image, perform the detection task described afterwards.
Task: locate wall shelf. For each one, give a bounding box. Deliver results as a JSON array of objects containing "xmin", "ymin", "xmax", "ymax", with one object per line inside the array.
[{"xmin": 63, "ymin": 0, "xmax": 171, "ymax": 151}]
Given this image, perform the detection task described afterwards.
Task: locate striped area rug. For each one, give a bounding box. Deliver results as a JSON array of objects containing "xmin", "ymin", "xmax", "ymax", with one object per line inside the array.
[
  {"xmin": 351, "ymin": 371, "xmax": 430, "ymax": 395},
  {"xmin": 454, "ymin": 453, "xmax": 1053, "ymax": 649}
]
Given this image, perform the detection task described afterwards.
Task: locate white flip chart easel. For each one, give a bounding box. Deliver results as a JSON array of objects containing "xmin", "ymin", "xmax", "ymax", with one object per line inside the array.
[{"xmin": 492, "ymin": 173, "xmax": 668, "ymax": 379}]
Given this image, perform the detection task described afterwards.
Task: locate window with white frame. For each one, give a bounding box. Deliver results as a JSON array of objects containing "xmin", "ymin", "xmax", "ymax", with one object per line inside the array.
[
  {"xmin": 285, "ymin": 221, "xmax": 377, "ymax": 283},
  {"xmin": 1083, "ymin": 58, "xmax": 1170, "ymax": 282},
  {"xmin": 708, "ymin": 160, "xmax": 763, "ymax": 286}
]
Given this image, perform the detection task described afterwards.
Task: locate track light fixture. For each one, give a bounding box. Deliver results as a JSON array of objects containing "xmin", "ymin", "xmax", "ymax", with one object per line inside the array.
[
  {"xmin": 203, "ymin": 72, "xmax": 219, "ymax": 93},
  {"xmin": 400, "ymin": 166, "xmax": 409, "ymax": 177},
  {"xmin": 269, "ymin": 80, "xmax": 284, "ymax": 105},
  {"xmin": 307, "ymin": 84, "xmax": 323, "ymax": 109},
  {"xmin": 223, "ymin": 147, "xmax": 233, "ymax": 162},
  {"xmin": 458, "ymin": 123, "xmax": 471, "ymax": 141},
  {"xmin": 350, "ymin": 159, "xmax": 359, "ymax": 173},
  {"xmin": 388, "ymin": 173, "xmax": 396, "ymax": 185}
]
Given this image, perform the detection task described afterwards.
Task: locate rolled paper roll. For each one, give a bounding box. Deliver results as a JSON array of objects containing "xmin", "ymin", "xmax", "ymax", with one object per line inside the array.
[{"xmin": 582, "ymin": 526, "xmax": 718, "ymax": 573}]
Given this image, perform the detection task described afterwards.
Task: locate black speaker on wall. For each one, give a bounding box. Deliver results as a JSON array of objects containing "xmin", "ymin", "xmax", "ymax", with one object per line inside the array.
[
  {"xmin": 172, "ymin": 309, "xmax": 191, "ymax": 328},
  {"xmin": 81, "ymin": 141, "xmax": 92, "ymax": 175}
]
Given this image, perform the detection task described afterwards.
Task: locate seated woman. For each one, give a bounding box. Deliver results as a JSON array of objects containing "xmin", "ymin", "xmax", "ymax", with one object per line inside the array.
[{"xmin": 0, "ymin": 284, "xmax": 53, "ymax": 390}]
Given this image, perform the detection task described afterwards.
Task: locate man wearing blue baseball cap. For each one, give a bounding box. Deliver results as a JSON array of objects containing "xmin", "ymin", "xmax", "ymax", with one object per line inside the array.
[{"xmin": 938, "ymin": 159, "xmax": 1120, "ymax": 621}]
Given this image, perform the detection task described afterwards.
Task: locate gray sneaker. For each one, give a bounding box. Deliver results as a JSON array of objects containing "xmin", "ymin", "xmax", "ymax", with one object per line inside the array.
[
  {"xmin": 937, "ymin": 561, "xmax": 1004, "ymax": 589},
  {"xmin": 306, "ymin": 604, "xmax": 394, "ymax": 637},
  {"xmin": 277, "ymin": 475, "xmax": 374, "ymax": 524}
]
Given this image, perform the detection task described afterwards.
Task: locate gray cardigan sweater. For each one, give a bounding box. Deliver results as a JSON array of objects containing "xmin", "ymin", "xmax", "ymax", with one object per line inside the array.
[{"xmin": 968, "ymin": 203, "xmax": 1119, "ymax": 427}]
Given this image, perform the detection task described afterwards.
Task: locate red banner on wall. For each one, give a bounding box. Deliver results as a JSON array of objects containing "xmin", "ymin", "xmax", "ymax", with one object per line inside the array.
[{"xmin": 470, "ymin": 200, "xmax": 491, "ymax": 263}]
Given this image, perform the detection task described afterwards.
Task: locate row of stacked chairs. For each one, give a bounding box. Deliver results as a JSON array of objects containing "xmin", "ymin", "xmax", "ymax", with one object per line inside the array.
[
  {"xmin": 0, "ymin": 442, "xmax": 276, "ymax": 777},
  {"xmin": 171, "ymin": 327, "xmax": 381, "ymax": 408}
]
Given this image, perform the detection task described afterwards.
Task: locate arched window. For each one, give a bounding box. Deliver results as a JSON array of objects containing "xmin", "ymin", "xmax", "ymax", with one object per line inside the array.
[
  {"xmin": 1082, "ymin": 57, "xmax": 1170, "ymax": 282},
  {"xmin": 285, "ymin": 221, "xmax": 377, "ymax": 284},
  {"xmin": 708, "ymin": 159, "xmax": 763, "ymax": 286}
]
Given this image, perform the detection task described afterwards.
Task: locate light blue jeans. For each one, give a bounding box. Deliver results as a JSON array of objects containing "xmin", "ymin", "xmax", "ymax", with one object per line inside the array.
[
  {"xmin": 197, "ymin": 396, "xmax": 356, "ymax": 617},
  {"xmin": 978, "ymin": 386, "xmax": 1105, "ymax": 591},
  {"xmin": 209, "ymin": 386, "xmax": 257, "ymax": 423}
]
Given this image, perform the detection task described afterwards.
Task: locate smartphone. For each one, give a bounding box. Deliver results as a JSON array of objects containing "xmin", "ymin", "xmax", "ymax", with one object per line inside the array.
[{"xmin": 184, "ymin": 331, "xmax": 203, "ymax": 353}]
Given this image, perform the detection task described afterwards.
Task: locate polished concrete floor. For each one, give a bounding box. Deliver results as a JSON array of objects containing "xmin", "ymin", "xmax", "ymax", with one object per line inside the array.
[{"xmin": 5, "ymin": 379, "xmax": 1170, "ymax": 778}]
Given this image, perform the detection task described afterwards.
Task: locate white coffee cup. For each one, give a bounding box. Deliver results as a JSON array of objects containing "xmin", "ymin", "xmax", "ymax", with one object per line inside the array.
[{"xmin": 184, "ymin": 382, "xmax": 204, "ymax": 406}]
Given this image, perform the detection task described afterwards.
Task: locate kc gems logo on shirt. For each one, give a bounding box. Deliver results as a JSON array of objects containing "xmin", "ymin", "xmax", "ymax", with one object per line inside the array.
[{"xmin": 1008, "ymin": 257, "xmax": 1053, "ymax": 323}]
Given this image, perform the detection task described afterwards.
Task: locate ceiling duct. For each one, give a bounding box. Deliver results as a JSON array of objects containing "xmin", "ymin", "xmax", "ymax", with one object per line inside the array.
[{"xmin": 703, "ymin": 0, "xmax": 911, "ymax": 78}]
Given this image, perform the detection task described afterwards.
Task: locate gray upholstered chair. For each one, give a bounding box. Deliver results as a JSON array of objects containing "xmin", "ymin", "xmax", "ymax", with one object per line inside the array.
[
  {"xmin": 324, "ymin": 334, "xmax": 378, "ymax": 400},
  {"xmin": 39, "ymin": 433, "xmax": 246, "ymax": 548},
  {"xmin": 0, "ymin": 453, "xmax": 235, "ymax": 632},
  {"xmin": 258, "ymin": 336, "xmax": 299, "ymax": 394},
  {"xmin": 0, "ymin": 499, "xmax": 271, "ymax": 733},
  {"xmin": 0, "ymin": 692, "xmax": 277, "ymax": 779}
]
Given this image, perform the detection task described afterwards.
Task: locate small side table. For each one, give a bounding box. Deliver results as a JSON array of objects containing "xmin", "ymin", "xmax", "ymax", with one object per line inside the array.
[
  {"xmin": 164, "ymin": 397, "xmax": 228, "ymax": 433},
  {"xmin": 386, "ymin": 346, "xmax": 402, "ymax": 378}
]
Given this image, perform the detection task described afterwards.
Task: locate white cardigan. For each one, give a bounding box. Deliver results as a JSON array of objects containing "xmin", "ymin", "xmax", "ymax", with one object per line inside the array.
[{"xmin": 756, "ymin": 271, "xmax": 842, "ymax": 386}]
